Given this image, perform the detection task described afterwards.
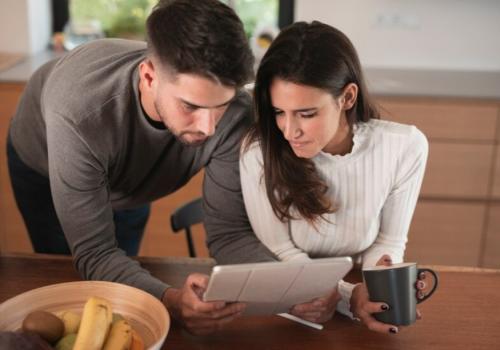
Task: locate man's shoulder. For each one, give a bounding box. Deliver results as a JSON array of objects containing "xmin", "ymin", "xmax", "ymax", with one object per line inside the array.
[
  {"xmin": 63, "ymin": 38, "xmax": 147, "ymax": 62},
  {"xmin": 229, "ymin": 90, "xmax": 252, "ymax": 116},
  {"xmin": 216, "ymin": 90, "xmax": 253, "ymax": 132},
  {"xmin": 42, "ymin": 39, "xmax": 146, "ymax": 124}
]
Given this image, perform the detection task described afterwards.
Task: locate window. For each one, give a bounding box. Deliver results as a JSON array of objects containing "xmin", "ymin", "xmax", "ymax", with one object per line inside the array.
[
  {"xmin": 70, "ymin": 0, "xmax": 156, "ymax": 40},
  {"xmin": 223, "ymin": 0, "xmax": 279, "ymax": 38},
  {"xmin": 65, "ymin": 0, "xmax": 293, "ymax": 40}
]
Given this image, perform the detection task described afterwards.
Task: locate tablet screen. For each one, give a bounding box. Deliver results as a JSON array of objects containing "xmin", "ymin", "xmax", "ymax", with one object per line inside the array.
[{"xmin": 203, "ymin": 257, "xmax": 353, "ymax": 315}]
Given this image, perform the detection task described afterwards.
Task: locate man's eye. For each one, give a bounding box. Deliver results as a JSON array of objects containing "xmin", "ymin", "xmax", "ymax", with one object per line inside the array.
[{"xmin": 183, "ymin": 104, "xmax": 198, "ymax": 112}]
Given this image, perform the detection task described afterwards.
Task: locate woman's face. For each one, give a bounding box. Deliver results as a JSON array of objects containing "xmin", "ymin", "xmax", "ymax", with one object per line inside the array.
[{"xmin": 270, "ymin": 78, "xmax": 351, "ymax": 158}]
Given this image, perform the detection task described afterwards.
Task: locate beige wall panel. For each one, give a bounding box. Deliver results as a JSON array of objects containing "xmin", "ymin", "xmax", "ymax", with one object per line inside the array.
[
  {"xmin": 421, "ymin": 143, "xmax": 493, "ymax": 199},
  {"xmin": 492, "ymin": 147, "xmax": 500, "ymax": 198},
  {"xmin": 482, "ymin": 205, "xmax": 500, "ymax": 268},
  {"xmin": 405, "ymin": 201, "xmax": 485, "ymax": 266},
  {"xmin": 378, "ymin": 97, "xmax": 498, "ymax": 142},
  {"xmin": 0, "ymin": 83, "xmax": 32, "ymax": 253}
]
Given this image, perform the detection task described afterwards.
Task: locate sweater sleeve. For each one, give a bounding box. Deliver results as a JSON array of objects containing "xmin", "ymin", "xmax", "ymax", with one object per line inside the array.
[
  {"xmin": 361, "ymin": 127, "xmax": 429, "ymax": 268},
  {"xmin": 336, "ymin": 127, "xmax": 429, "ymax": 319},
  {"xmin": 239, "ymin": 142, "xmax": 309, "ymax": 261},
  {"xmin": 46, "ymin": 112, "xmax": 169, "ymax": 300},
  {"xmin": 203, "ymin": 97, "xmax": 277, "ymax": 264}
]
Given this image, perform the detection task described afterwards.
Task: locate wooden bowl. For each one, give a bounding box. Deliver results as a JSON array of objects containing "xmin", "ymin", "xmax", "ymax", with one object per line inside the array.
[{"xmin": 0, "ymin": 281, "xmax": 170, "ymax": 349}]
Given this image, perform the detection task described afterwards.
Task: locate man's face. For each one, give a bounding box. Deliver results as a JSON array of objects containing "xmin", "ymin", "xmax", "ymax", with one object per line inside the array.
[{"xmin": 153, "ymin": 71, "xmax": 236, "ymax": 146}]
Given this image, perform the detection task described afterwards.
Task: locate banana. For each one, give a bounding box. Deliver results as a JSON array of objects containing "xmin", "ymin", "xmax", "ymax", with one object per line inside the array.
[
  {"xmin": 59, "ymin": 310, "xmax": 81, "ymax": 335},
  {"xmin": 73, "ymin": 296, "xmax": 113, "ymax": 350},
  {"xmin": 112, "ymin": 312, "xmax": 125, "ymax": 325},
  {"xmin": 103, "ymin": 319, "xmax": 133, "ymax": 350},
  {"xmin": 130, "ymin": 329, "xmax": 145, "ymax": 350}
]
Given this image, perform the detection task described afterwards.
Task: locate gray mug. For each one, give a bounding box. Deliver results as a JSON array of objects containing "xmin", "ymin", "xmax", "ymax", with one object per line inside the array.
[{"xmin": 362, "ymin": 262, "xmax": 438, "ymax": 326}]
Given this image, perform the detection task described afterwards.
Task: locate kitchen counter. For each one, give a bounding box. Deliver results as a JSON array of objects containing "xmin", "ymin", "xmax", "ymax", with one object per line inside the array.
[
  {"xmin": 1, "ymin": 49, "xmax": 500, "ymax": 100},
  {"xmin": 366, "ymin": 67, "xmax": 500, "ymax": 100},
  {"xmin": 0, "ymin": 50, "xmax": 63, "ymax": 83}
]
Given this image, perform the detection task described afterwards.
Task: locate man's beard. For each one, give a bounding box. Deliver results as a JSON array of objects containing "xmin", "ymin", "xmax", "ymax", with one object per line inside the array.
[{"xmin": 154, "ymin": 101, "xmax": 209, "ymax": 147}]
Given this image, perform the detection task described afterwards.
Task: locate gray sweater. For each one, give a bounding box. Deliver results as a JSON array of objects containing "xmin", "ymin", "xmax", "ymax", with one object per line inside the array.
[{"xmin": 9, "ymin": 39, "xmax": 274, "ymax": 299}]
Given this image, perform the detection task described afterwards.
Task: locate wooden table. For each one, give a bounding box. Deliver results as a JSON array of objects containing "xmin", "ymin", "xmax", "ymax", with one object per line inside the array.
[{"xmin": 1, "ymin": 254, "xmax": 499, "ymax": 349}]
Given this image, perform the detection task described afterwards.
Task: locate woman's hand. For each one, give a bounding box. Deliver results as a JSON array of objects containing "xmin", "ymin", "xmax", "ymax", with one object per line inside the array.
[
  {"xmin": 289, "ymin": 288, "xmax": 341, "ymax": 323},
  {"xmin": 350, "ymin": 282, "xmax": 398, "ymax": 333},
  {"xmin": 350, "ymin": 254, "xmax": 425, "ymax": 334}
]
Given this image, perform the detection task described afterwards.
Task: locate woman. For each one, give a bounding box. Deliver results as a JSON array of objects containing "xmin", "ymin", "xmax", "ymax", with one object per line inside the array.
[{"xmin": 240, "ymin": 21, "xmax": 428, "ymax": 334}]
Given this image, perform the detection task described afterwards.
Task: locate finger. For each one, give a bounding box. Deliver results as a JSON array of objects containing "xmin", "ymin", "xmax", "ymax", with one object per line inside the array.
[
  {"xmin": 415, "ymin": 280, "xmax": 426, "ymax": 290},
  {"xmin": 186, "ymin": 273, "xmax": 210, "ymax": 291},
  {"xmin": 193, "ymin": 301, "xmax": 246, "ymax": 319},
  {"xmin": 359, "ymin": 312, "xmax": 398, "ymax": 334},
  {"xmin": 376, "ymin": 254, "xmax": 392, "ymax": 266},
  {"xmin": 291, "ymin": 302, "xmax": 327, "ymax": 314},
  {"xmin": 289, "ymin": 309, "xmax": 322, "ymax": 320},
  {"xmin": 207, "ymin": 302, "xmax": 246, "ymax": 319},
  {"xmin": 416, "ymin": 309, "xmax": 423, "ymax": 320},
  {"xmin": 186, "ymin": 310, "xmax": 245, "ymax": 334},
  {"xmin": 362, "ymin": 301, "xmax": 390, "ymax": 314}
]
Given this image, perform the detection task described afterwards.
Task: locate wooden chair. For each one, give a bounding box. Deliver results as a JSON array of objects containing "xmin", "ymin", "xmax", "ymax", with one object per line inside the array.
[{"xmin": 170, "ymin": 197, "xmax": 204, "ymax": 258}]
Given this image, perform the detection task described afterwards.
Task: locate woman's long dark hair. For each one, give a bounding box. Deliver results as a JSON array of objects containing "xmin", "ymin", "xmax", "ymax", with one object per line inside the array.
[{"xmin": 247, "ymin": 21, "xmax": 379, "ymax": 224}]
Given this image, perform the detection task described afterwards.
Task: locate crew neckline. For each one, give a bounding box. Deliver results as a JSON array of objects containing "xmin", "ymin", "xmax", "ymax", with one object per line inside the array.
[{"xmin": 315, "ymin": 120, "xmax": 373, "ymax": 163}]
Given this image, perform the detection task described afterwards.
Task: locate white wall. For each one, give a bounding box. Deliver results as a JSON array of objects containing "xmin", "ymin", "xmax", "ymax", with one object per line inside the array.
[
  {"xmin": 27, "ymin": 0, "xmax": 52, "ymax": 54},
  {"xmin": 295, "ymin": 0, "xmax": 500, "ymax": 71},
  {"xmin": 0, "ymin": 0, "xmax": 30, "ymax": 53},
  {"xmin": 0, "ymin": 0, "xmax": 51, "ymax": 54}
]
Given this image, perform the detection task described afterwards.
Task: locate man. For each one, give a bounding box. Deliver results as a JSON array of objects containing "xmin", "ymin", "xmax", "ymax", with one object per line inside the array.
[{"xmin": 7, "ymin": 0, "xmax": 274, "ymax": 335}]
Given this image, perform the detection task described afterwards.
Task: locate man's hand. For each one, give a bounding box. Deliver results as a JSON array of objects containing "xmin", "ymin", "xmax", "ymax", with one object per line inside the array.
[
  {"xmin": 162, "ymin": 273, "xmax": 246, "ymax": 335},
  {"xmin": 289, "ymin": 288, "xmax": 341, "ymax": 323}
]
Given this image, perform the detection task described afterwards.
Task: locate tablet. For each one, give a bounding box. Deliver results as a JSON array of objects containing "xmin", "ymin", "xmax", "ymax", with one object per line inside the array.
[{"xmin": 203, "ymin": 256, "xmax": 353, "ymax": 315}]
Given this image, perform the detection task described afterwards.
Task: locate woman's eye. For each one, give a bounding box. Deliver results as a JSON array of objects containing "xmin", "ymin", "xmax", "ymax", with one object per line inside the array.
[
  {"xmin": 300, "ymin": 112, "xmax": 317, "ymax": 118},
  {"xmin": 274, "ymin": 110, "xmax": 284, "ymax": 117}
]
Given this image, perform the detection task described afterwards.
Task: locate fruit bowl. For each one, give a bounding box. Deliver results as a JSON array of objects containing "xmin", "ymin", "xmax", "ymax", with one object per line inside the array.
[{"xmin": 0, "ymin": 281, "xmax": 170, "ymax": 349}]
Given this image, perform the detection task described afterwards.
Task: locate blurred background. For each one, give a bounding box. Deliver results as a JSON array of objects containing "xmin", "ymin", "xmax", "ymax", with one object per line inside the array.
[{"xmin": 0, "ymin": 0, "xmax": 499, "ymax": 269}]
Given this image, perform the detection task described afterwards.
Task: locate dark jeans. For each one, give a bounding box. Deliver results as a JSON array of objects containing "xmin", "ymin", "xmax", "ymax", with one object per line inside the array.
[{"xmin": 6, "ymin": 138, "xmax": 150, "ymax": 256}]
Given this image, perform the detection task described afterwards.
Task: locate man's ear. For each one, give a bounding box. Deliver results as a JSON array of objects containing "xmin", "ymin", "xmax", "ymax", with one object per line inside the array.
[
  {"xmin": 341, "ymin": 83, "xmax": 358, "ymax": 111},
  {"xmin": 139, "ymin": 59, "xmax": 157, "ymax": 90}
]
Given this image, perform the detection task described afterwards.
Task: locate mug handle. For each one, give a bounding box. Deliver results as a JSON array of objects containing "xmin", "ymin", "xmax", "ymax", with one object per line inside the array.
[{"xmin": 416, "ymin": 268, "xmax": 439, "ymax": 304}]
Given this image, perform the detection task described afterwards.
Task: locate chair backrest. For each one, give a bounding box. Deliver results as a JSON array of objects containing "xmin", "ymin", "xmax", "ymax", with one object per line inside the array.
[{"xmin": 170, "ymin": 197, "xmax": 204, "ymax": 257}]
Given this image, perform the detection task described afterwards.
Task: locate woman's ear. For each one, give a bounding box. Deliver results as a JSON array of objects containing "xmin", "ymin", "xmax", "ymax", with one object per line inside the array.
[{"xmin": 341, "ymin": 83, "xmax": 358, "ymax": 111}]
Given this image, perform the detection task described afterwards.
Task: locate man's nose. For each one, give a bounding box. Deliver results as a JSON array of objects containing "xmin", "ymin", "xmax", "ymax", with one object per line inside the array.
[{"xmin": 197, "ymin": 109, "xmax": 217, "ymax": 136}]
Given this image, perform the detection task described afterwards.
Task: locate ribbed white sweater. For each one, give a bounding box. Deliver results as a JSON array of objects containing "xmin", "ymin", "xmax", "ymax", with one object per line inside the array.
[{"xmin": 240, "ymin": 119, "xmax": 428, "ymax": 317}]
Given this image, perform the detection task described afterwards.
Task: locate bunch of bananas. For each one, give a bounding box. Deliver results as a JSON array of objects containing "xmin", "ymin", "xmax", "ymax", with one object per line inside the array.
[{"xmin": 22, "ymin": 296, "xmax": 145, "ymax": 350}]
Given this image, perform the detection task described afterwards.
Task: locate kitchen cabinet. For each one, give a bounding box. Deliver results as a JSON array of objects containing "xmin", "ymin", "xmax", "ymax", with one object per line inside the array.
[
  {"xmin": 404, "ymin": 201, "xmax": 486, "ymax": 266},
  {"xmin": 483, "ymin": 204, "xmax": 500, "ymax": 267},
  {"xmin": 378, "ymin": 96, "xmax": 500, "ymax": 267},
  {"xmin": 492, "ymin": 148, "xmax": 500, "ymax": 198}
]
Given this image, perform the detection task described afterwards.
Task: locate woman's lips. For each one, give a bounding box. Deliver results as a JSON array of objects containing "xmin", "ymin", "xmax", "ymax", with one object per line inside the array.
[{"xmin": 289, "ymin": 141, "xmax": 309, "ymax": 148}]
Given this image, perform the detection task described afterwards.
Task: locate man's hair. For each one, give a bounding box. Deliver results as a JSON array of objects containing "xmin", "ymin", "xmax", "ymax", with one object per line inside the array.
[{"xmin": 146, "ymin": 0, "xmax": 254, "ymax": 87}]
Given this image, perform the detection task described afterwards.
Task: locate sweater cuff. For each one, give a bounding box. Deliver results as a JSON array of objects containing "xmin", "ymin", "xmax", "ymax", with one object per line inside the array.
[
  {"xmin": 336, "ymin": 280, "xmax": 357, "ymax": 319},
  {"xmin": 137, "ymin": 274, "xmax": 171, "ymax": 301}
]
